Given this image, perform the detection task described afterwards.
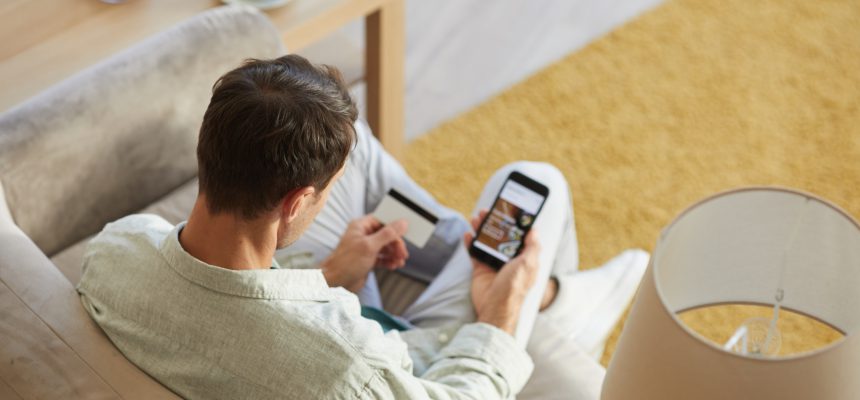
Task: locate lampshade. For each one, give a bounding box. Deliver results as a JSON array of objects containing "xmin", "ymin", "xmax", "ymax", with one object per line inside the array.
[{"xmin": 602, "ymin": 187, "xmax": 860, "ymax": 399}]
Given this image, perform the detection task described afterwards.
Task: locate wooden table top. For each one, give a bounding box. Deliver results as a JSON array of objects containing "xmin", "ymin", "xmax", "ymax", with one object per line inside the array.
[{"xmin": 0, "ymin": 0, "xmax": 386, "ymax": 112}]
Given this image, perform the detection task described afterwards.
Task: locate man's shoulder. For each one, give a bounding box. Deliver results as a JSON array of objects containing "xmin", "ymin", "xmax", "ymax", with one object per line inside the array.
[
  {"xmin": 79, "ymin": 214, "xmax": 174, "ymax": 286},
  {"xmin": 86, "ymin": 214, "xmax": 173, "ymax": 255},
  {"xmin": 95, "ymin": 213, "xmax": 173, "ymax": 240}
]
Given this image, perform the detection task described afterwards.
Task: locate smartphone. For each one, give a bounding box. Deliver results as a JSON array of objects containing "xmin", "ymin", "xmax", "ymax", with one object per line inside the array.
[{"xmin": 469, "ymin": 171, "xmax": 549, "ymax": 269}]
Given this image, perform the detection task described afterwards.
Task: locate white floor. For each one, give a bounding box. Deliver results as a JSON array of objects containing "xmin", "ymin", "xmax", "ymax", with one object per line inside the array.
[{"xmin": 306, "ymin": 0, "xmax": 663, "ymax": 141}]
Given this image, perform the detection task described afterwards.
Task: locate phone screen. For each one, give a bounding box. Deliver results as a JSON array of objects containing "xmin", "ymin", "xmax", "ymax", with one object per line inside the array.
[{"xmin": 473, "ymin": 179, "xmax": 546, "ymax": 263}]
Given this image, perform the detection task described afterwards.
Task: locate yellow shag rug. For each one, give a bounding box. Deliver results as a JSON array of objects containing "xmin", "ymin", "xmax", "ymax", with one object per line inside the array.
[{"xmin": 401, "ymin": 0, "xmax": 860, "ymax": 365}]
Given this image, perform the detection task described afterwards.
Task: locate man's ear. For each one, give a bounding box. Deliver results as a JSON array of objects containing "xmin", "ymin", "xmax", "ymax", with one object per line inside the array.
[{"xmin": 281, "ymin": 186, "xmax": 316, "ymax": 223}]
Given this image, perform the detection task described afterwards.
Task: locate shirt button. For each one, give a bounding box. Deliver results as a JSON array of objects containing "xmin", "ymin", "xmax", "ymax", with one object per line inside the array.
[{"xmin": 438, "ymin": 333, "xmax": 449, "ymax": 343}]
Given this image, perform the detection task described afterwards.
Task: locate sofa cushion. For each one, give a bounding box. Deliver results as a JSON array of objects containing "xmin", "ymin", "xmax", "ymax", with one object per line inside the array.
[{"xmin": 0, "ymin": 5, "xmax": 285, "ymax": 256}]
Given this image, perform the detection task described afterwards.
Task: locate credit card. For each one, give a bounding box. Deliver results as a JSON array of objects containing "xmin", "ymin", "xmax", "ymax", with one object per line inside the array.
[{"xmin": 371, "ymin": 189, "xmax": 439, "ymax": 248}]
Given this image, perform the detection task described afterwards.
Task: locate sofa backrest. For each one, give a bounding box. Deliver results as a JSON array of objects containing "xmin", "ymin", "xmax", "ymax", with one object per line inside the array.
[{"xmin": 0, "ymin": 5, "xmax": 285, "ymax": 256}]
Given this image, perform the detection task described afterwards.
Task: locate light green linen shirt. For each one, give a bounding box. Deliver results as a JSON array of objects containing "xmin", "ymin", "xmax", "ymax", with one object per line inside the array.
[{"xmin": 77, "ymin": 214, "xmax": 533, "ymax": 399}]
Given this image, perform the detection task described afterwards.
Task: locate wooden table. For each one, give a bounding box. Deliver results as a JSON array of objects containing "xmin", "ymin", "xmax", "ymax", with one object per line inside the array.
[{"xmin": 0, "ymin": 0, "xmax": 404, "ymax": 156}]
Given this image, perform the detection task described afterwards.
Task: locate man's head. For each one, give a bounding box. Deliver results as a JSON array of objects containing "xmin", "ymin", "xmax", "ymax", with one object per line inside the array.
[{"xmin": 197, "ymin": 55, "xmax": 357, "ymax": 247}]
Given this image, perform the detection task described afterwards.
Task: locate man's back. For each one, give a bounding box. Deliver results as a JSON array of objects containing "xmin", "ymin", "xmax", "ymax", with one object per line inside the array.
[
  {"xmin": 78, "ymin": 214, "xmax": 409, "ymax": 399},
  {"xmin": 77, "ymin": 55, "xmax": 537, "ymax": 400}
]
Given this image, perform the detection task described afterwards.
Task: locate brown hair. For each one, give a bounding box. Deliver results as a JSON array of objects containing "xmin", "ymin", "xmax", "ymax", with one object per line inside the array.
[{"xmin": 197, "ymin": 55, "xmax": 357, "ymax": 219}]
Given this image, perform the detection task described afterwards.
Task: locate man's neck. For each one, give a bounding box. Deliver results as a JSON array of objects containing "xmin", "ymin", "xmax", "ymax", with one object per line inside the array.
[{"xmin": 179, "ymin": 196, "xmax": 278, "ymax": 270}]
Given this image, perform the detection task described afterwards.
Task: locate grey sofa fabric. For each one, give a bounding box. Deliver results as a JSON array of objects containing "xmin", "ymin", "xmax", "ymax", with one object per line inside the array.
[{"xmin": 0, "ymin": 5, "xmax": 284, "ymax": 256}]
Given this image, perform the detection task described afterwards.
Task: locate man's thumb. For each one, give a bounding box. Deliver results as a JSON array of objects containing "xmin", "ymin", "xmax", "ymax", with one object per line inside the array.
[
  {"xmin": 369, "ymin": 219, "xmax": 408, "ymax": 248},
  {"xmin": 523, "ymin": 230, "xmax": 541, "ymax": 255},
  {"xmin": 463, "ymin": 231, "xmax": 474, "ymax": 246}
]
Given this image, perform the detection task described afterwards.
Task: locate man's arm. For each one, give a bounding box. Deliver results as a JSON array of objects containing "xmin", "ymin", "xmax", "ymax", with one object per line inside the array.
[
  {"xmin": 465, "ymin": 209, "xmax": 542, "ymax": 336},
  {"xmin": 362, "ymin": 323, "xmax": 534, "ymax": 399},
  {"xmin": 321, "ymin": 210, "xmax": 541, "ymax": 398},
  {"xmin": 363, "ymin": 210, "xmax": 541, "ymax": 399}
]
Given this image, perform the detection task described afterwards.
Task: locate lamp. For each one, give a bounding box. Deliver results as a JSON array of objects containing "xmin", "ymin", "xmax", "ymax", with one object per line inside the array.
[{"xmin": 602, "ymin": 187, "xmax": 860, "ymax": 399}]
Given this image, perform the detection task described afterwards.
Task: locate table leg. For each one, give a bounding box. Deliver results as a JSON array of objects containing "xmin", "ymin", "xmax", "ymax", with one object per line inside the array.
[{"xmin": 365, "ymin": 0, "xmax": 405, "ymax": 159}]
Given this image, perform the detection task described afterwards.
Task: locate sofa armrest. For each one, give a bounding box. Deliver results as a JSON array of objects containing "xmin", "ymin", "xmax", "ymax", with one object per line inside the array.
[
  {"xmin": 0, "ymin": 275, "xmax": 119, "ymax": 399},
  {"xmin": 0, "ymin": 180, "xmax": 178, "ymax": 398}
]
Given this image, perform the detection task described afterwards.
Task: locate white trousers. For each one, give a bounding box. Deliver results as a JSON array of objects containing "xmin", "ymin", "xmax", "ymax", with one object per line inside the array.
[{"xmin": 277, "ymin": 120, "xmax": 607, "ymax": 399}]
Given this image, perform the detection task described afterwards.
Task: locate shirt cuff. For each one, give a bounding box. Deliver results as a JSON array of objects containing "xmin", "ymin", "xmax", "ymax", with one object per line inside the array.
[{"xmin": 441, "ymin": 322, "xmax": 534, "ymax": 393}]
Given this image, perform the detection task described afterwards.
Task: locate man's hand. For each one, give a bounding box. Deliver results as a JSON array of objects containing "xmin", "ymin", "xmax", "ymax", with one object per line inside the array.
[
  {"xmin": 321, "ymin": 215, "xmax": 409, "ymax": 293},
  {"xmin": 465, "ymin": 210, "xmax": 541, "ymax": 335}
]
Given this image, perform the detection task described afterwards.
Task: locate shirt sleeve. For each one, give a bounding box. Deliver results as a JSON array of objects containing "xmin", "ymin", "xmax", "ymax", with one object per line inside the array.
[{"xmin": 363, "ymin": 322, "xmax": 534, "ymax": 400}]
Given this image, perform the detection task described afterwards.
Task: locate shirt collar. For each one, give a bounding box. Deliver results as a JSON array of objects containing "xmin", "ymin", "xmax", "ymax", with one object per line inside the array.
[{"xmin": 159, "ymin": 222, "xmax": 332, "ymax": 302}]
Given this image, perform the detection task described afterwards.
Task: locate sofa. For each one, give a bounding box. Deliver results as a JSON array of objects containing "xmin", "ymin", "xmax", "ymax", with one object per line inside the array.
[
  {"xmin": 0, "ymin": 5, "xmax": 609, "ymax": 399},
  {"xmin": 0, "ymin": 5, "xmax": 440, "ymax": 398}
]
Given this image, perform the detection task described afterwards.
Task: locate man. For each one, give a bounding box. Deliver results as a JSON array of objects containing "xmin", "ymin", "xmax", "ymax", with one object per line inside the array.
[{"xmin": 78, "ymin": 55, "xmax": 648, "ymax": 399}]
